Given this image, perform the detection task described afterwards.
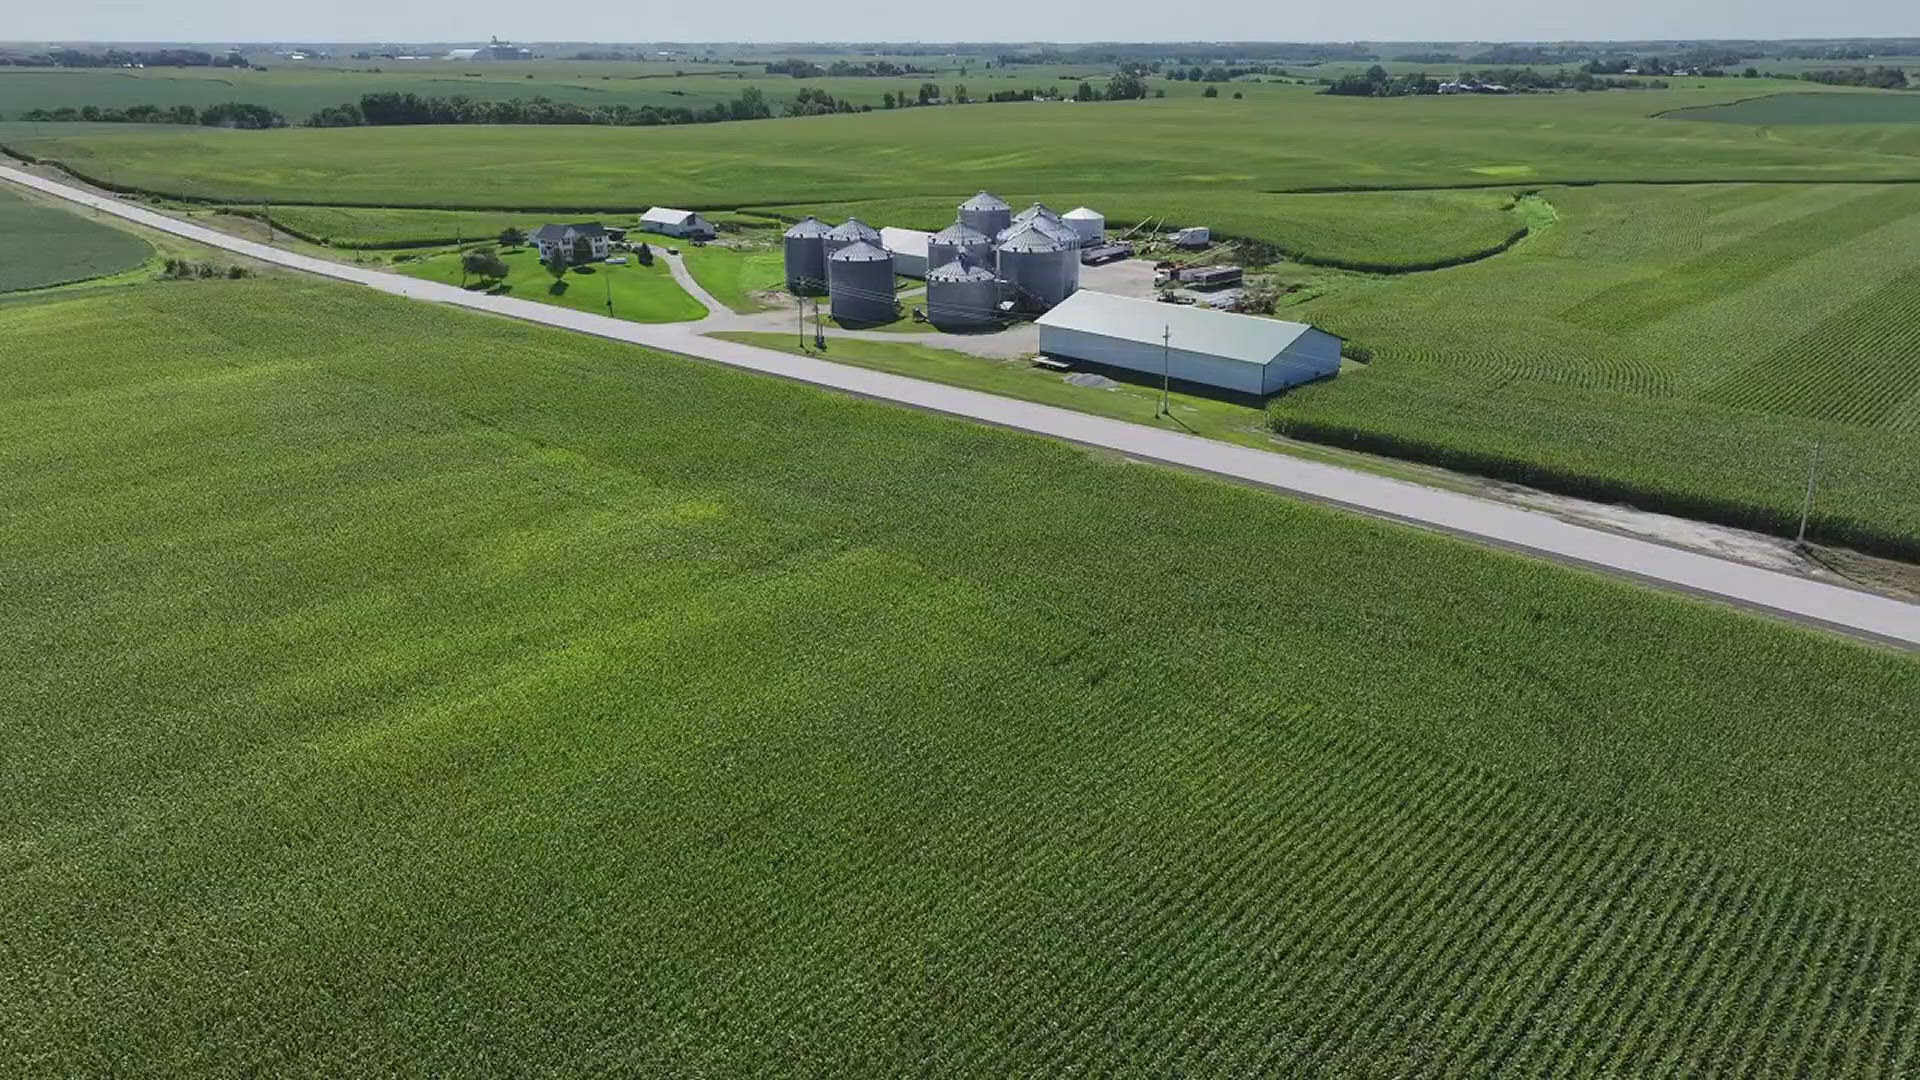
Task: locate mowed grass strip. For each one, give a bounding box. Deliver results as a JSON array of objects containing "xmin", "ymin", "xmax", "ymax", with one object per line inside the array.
[
  {"xmin": 676, "ymin": 243, "xmax": 786, "ymax": 313},
  {"xmin": 4, "ymin": 277, "xmax": 1920, "ymax": 1074},
  {"xmin": 0, "ymin": 186, "xmax": 151, "ymax": 290},
  {"xmin": 237, "ymin": 204, "xmax": 558, "ymax": 248},
  {"xmin": 393, "ymin": 244, "xmax": 706, "ymax": 322}
]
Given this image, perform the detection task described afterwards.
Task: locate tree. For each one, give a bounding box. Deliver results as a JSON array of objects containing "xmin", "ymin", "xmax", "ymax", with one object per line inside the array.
[
  {"xmin": 499, "ymin": 226, "xmax": 525, "ymax": 248},
  {"xmin": 951, "ymin": 84, "xmax": 969, "ymax": 103},
  {"xmin": 1202, "ymin": 85, "xmax": 1219, "ymax": 98},
  {"xmin": 462, "ymin": 247, "xmax": 509, "ymax": 281},
  {"xmin": 1232, "ymin": 90, "xmax": 1243, "ymax": 99},
  {"xmin": 1075, "ymin": 80, "xmax": 1098, "ymax": 102},
  {"xmin": 544, "ymin": 250, "xmax": 570, "ymax": 290},
  {"xmin": 635, "ymin": 242, "xmax": 654, "ymax": 266},
  {"xmin": 917, "ymin": 81, "xmax": 940, "ymax": 104},
  {"xmin": 882, "ymin": 91, "xmax": 896, "ymax": 109},
  {"xmin": 1106, "ymin": 72, "xmax": 1148, "ymax": 100}
]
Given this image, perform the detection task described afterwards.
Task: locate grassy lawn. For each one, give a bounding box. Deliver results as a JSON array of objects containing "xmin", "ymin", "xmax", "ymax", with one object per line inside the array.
[
  {"xmin": 0, "ymin": 186, "xmax": 152, "ymax": 291},
  {"xmin": 6, "ymin": 276, "xmax": 1920, "ymax": 1073},
  {"xmin": 674, "ymin": 242, "xmax": 785, "ymax": 313},
  {"xmin": 393, "ymin": 245, "xmax": 706, "ymax": 322}
]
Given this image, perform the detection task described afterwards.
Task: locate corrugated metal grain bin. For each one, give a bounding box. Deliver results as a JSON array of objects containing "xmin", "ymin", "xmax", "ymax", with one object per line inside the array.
[
  {"xmin": 824, "ymin": 217, "xmax": 881, "ymax": 261},
  {"xmin": 958, "ymin": 191, "xmax": 1012, "ymax": 239},
  {"xmin": 925, "ymin": 256, "xmax": 1002, "ymax": 330},
  {"xmin": 995, "ymin": 222, "xmax": 1078, "ymax": 312},
  {"xmin": 827, "ymin": 240, "xmax": 897, "ymax": 324},
  {"xmin": 782, "ymin": 216, "xmax": 833, "ymax": 295},
  {"xmin": 927, "ymin": 220, "xmax": 993, "ymax": 273}
]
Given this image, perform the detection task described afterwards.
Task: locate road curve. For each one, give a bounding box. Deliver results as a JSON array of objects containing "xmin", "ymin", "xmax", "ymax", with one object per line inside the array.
[{"xmin": 7, "ymin": 165, "xmax": 1919, "ymax": 649}]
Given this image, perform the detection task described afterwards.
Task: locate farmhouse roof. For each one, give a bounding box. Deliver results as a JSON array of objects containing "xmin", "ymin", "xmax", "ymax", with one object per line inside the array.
[
  {"xmin": 1036, "ymin": 289, "xmax": 1317, "ymax": 366},
  {"xmin": 531, "ymin": 224, "xmax": 569, "ymax": 242}
]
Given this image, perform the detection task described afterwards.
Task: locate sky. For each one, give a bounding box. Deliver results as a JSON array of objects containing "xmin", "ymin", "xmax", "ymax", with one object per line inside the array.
[{"xmin": 7, "ymin": 0, "xmax": 1916, "ymax": 46}]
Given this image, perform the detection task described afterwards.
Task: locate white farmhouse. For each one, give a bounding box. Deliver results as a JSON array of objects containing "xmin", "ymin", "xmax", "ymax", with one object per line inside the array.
[
  {"xmin": 531, "ymin": 223, "xmax": 611, "ymax": 264},
  {"xmin": 640, "ymin": 207, "xmax": 717, "ymax": 239}
]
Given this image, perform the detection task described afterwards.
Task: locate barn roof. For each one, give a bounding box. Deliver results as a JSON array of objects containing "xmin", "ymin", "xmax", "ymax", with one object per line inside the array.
[
  {"xmin": 641, "ymin": 206, "xmax": 699, "ymax": 225},
  {"xmin": 1036, "ymin": 290, "xmax": 1319, "ymax": 366}
]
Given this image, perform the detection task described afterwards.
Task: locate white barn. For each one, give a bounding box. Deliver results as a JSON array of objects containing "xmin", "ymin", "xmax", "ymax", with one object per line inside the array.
[
  {"xmin": 1035, "ymin": 290, "xmax": 1342, "ymax": 396},
  {"xmin": 879, "ymin": 227, "xmax": 931, "ymax": 278},
  {"xmin": 640, "ymin": 207, "xmax": 716, "ymax": 239}
]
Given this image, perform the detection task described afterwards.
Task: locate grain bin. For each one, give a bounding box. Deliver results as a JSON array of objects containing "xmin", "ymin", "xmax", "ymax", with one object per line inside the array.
[
  {"xmin": 927, "ymin": 220, "xmax": 993, "ymax": 272},
  {"xmin": 994, "ymin": 222, "xmax": 1077, "ymax": 312},
  {"xmin": 827, "ymin": 240, "xmax": 896, "ymax": 324},
  {"xmin": 824, "ymin": 217, "xmax": 881, "ymax": 260},
  {"xmin": 1063, "ymin": 207, "xmax": 1105, "ymax": 247},
  {"xmin": 1014, "ymin": 202, "xmax": 1062, "ymax": 226},
  {"xmin": 958, "ymin": 191, "xmax": 1012, "ymax": 239},
  {"xmin": 925, "ymin": 256, "xmax": 1002, "ymax": 330},
  {"xmin": 782, "ymin": 215, "xmax": 832, "ymax": 294}
]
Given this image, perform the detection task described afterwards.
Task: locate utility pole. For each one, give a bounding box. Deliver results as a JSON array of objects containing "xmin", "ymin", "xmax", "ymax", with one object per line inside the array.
[
  {"xmin": 1796, "ymin": 441, "xmax": 1823, "ymax": 547},
  {"xmin": 814, "ymin": 298, "xmax": 825, "ymax": 350},
  {"xmin": 605, "ymin": 264, "xmax": 614, "ymax": 316},
  {"xmin": 798, "ymin": 291, "xmax": 808, "ymax": 349},
  {"xmin": 1160, "ymin": 325, "xmax": 1171, "ymax": 416}
]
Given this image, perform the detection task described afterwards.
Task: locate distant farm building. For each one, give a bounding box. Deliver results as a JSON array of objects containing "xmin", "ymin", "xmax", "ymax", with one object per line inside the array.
[
  {"xmin": 531, "ymin": 222, "xmax": 611, "ymax": 264},
  {"xmin": 640, "ymin": 207, "xmax": 716, "ymax": 239},
  {"xmin": 880, "ymin": 226, "xmax": 932, "ymax": 278},
  {"xmin": 1036, "ymin": 290, "xmax": 1342, "ymax": 396},
  {"xmin": 447, "ymin": 37, "xmax": 533, "ymax": 60}
]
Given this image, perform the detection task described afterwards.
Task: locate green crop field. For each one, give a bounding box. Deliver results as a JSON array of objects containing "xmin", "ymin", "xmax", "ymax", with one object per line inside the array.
[
  {"xmin": 8, "ymin": 85, "xmax": 1915, "ymax": 213},
  {"xmin": 1270, "ymin": 181, "xmax": 1920, "ymax": 555},
  {"xmin": 6, "ymin": 276, "xmax": 1920, "ymax": 1073},
  {"xmin": 392, "ymin": 245, "xmax": 706, "ymax": 322},
  {"xmin": 1663, "ymin": 90, "xmax": 1920, "ymax": 124},
  {"xmin": 0, "ymin": 186, "xmax": 152, "ymax": 290},
  {"xmin": 237, "ymin": 204, "xmax": 559, "ymax": 247}
]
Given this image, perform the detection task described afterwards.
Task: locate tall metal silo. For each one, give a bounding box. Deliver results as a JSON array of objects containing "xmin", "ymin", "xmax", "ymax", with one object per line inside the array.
[
  {"xmin": 1063, "ymin": 207, "xmax": 1105, "ymax": 247},
  {"xmin": 824, "ymin": 217, "xmax": 881, "ymax": 261},
  {"xmin": 994, "ymin": 222, "xmax": 1076, "ymax": 312},
  {"xmin": 958, "ymin": 192, "xmax": 1012, "ymax": 239},
  {"xmin": 827, "ymin": 240, "xmax": 897, "ymax": 324},
  {"xmin": 925, "ymin": 256, "xmax": 1002, "ymax": 330},
  {"xmin": 927, "ymin": 220, "xmax": 993, "ymax": 272},
  {"xmin": 782, "ymin": 216, "xmax": 832, "ymax": 295}
]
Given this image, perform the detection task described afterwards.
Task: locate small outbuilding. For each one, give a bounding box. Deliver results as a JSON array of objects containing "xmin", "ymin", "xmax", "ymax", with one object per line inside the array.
[
  {"xmin": 880, "ymin": 226, "xmax": 932, "ymax": 278},
  {"xmin": 640, "ymin": 206, "xmax": 716, "ymax": 239},
  {"xmin": 1035, "ymin": 289, "xmax": 1341, "ymax": 396}
]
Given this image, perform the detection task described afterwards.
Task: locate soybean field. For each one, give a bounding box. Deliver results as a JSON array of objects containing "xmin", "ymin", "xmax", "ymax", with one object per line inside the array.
[
  {"xmin": 0, "ymin": 186, "xmax": 150, "ymax": 290},
  {"xmin": 1272, "ymin": 181, "xmax": 1920, "ymax": 555},
  {"xmin": 6, "ymin": 276, "xmax": 1920, "ymax": 1074}
]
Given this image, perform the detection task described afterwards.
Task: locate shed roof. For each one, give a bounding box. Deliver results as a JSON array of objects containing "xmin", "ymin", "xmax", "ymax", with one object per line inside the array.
[
  {"xmin": 828, "ymin": 240, "xmax": 890, "ymax": 263},
  {"xmin": 1036, "ymin": 290, "xmax": 1317, "ymax": 366},
  {"xmin": 641, "ymin": 206, "xmax": 699, "ymax": 225},
  {"xmin": 783, "ymin": 215, "xmax": 833, "ymax": 238},
  {"xmin": 880, "ymin": 226, "xmax": 930, "ymax": 259}
]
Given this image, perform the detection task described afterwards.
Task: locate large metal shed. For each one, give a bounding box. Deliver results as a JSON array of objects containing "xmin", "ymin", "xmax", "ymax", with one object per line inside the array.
[
  {"xmin": 879, "ymin": 226, "xmax": 932, "ymax": 278},
  {"xmin": 1035, "ymin": 290, "xmax": 1342, "ymax": 396}
]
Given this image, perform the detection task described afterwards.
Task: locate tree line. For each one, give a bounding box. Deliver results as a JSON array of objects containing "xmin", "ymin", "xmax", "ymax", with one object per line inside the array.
[
  {"xmin": 18, "ymin": 102, "xmax": 286, "ymax": 127},
  {"xmin": 1322, "ymin": 65, "xmax": 1673, "ymax": 96},
  {"xmin": 763, "ymin": 59, "xmax": 928, "ymax": 78},
  {"xmin": 0, "ymin": 48, "xmax": 246, "ymax": 67},
  {"xmin": 307, "ymin": 87, "xmax": 863, "ymax": 127}
]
